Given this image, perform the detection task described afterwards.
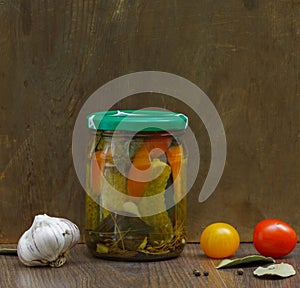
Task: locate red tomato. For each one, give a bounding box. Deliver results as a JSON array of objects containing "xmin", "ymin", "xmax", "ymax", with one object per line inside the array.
[{"xmin": 253, "ymin": 219, "xmax": 297, "ymax": 258}]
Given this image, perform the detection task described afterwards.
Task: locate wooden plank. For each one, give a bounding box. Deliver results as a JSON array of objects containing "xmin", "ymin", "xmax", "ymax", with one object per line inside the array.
[
  {"xmin": 0, "ymin": 0, "xmax": 299, "ymax": 243},
  {"xmin": 0, "ymin": 243, "xmax": 299, "ymax": 287}
]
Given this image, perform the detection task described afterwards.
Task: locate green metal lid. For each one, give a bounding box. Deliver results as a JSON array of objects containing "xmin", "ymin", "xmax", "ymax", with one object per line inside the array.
[{"xmin": 86, "ymin": 110, "xmax": 188, "ymax": 131}]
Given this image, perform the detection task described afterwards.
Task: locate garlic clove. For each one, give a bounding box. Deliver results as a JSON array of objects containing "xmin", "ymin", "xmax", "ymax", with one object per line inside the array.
[
  {"xmin": 56, "ymin": 217, "xmax": 81, "ymax": 252},
  {"xmin": 17, "ymin": 230, "xmax": 49, "ymax": 266},
  {"xmin": 17, "ymin": 214, "xmax": 80, "ymax": 267}
]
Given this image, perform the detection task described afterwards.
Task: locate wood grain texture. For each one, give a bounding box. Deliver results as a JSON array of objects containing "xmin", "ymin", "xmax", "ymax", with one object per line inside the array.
[
  {"xmin": 0, "ymin": 0, "xmax": 300, "ymax": 242},
  {"xmin": 0, "ymin": 243, "xmax": 299, "ymax": 288}
]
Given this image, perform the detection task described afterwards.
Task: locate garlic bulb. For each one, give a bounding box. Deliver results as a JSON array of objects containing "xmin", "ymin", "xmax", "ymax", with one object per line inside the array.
[{"xmin": 17, "ymin": 214, "xmax": 80, "ymax": 268}]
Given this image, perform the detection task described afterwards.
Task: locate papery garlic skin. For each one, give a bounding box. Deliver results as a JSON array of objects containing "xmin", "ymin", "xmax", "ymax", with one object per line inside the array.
[{"xmin": 17, "ymin": 214, "xmax": 80, "ymax": 267}]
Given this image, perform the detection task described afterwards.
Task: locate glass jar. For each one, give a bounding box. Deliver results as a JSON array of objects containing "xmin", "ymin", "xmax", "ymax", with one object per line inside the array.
[{"xmin": 85, "ymin": 110, "xmax": 188, "ymax": 261}]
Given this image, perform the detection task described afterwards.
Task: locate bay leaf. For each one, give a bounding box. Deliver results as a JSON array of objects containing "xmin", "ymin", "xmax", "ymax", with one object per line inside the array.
[
  {"xmin": 216, "ymin": 255, "xmax": 275, "ymax": 269},
  {"xmin": 253, "ymin": 263, "xmax": 296, "ymax": 278}
]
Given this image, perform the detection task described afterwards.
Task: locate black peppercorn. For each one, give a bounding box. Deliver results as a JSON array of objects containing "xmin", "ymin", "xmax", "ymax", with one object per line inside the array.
[
  {"xmin": 193, "ymin": 269, "xmax": 201, "ymax": 277},
  {"xmin": 237, "ymin": 268, "xmax": 244, "ymax": 275},
  {"xmin": 203, "ymin": 270, "xmax": 209, "ymax": 276}
]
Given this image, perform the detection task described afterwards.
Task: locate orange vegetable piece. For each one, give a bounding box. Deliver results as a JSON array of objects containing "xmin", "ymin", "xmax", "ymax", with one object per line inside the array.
[
  {"xmin": 91, "ymin": 150, "xmax": 105, "ymax": 194},
  {"xmin": 144, "ymin": 136, "xmax": 172, "ymax": 158},
  {"xmin": 166, "ymin": 145, "xmax": 183, "ymax": 202},
  {"xmin": 166, "ymin": 145, "xmax": 182, "ymax": 181},
  {"xmin": 127, "ymin": 145, "xmax": 151, "ymax": 198},
  {"xmin": 127, "ymin": 136, "xmax": 172, "ymax": 198}
]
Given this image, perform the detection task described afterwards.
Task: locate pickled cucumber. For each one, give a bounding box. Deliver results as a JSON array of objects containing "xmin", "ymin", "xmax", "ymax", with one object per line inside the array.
[{"xmin": 138, "ymin": 159, "xmax": 173, "ymax": 241}]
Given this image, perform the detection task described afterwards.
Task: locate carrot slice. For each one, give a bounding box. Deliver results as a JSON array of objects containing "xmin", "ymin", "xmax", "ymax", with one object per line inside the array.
[
  {"xmin": 91, "ymin": 150, "xmax": 105, "ymax": 194},
  {"xmin": 127, "ymin": 145, "xmax": 151, "ymax": 198},
  {"xmin": 144, "ymin": 136, "xmax": 172, "ymax": 158},
  {"xmin": 166, "ymin": 145, "xmax": 183, "ymax": 203},
  {"xmin": 166, "ymin": 145, "xmax": 182, "ymax": 180},
  {"xmin": 127, "ymin": 136, "xmax": 172, "ymax": 198}
]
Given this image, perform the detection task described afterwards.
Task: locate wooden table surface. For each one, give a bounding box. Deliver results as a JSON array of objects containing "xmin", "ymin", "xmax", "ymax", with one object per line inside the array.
[{"xmin": 0, "ymin": 243, "xmax": 299, "ymax": 288}]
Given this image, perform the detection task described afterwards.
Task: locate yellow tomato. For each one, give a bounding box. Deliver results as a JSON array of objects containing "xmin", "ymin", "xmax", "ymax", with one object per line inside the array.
[{"xmin": 200, "ymin": 222, "xmax": 240, "ymax": 259}]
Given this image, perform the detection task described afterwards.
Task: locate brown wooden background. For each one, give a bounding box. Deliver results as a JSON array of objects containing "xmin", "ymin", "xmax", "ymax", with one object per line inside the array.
[{"xmin": 0, "ymin": 0, "xmax": 299, "ymax": 243}]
